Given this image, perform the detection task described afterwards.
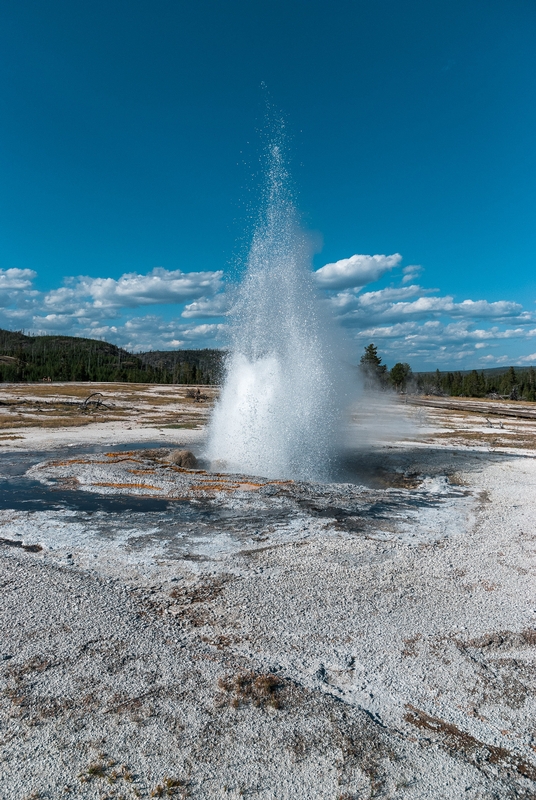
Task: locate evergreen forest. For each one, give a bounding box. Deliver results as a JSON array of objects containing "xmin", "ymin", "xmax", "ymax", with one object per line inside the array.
[
  {"xmin": 414, "ymin": 366, "xmax": 536, "ymax": 401},
  {"xmin": 360, "ymin": 343, "xmax": 536, "ymax": 401},
  {"xmin": 0, "ymin": 329, "xmax": 224, "ymax": 385}
]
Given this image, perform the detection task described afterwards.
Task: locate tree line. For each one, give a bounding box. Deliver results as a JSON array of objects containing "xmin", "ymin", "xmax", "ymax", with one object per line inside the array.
[
  {"xmin": 0, "ymin": 329, "xmax": 224, "ymax": 385},
  {"xmin": 3, "ymin": 328, "xmax": 534, "ymax": 399},
  {"xmin": 416, "ymin": 365, "xmax": 536, "ymax": 401},
  {"xmin": 359, "ymin": 343, "xmax": 536, "ymax": 401}
]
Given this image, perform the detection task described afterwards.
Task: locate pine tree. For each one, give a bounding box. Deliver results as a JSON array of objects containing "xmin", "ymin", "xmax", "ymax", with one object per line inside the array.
[
  {"xmin": 360, "ymin": 343, "xmax": 388, "ymax": 388},
  {"xmin": 390, "ymin": 362, "xmax": 412, "ymax": 391}
]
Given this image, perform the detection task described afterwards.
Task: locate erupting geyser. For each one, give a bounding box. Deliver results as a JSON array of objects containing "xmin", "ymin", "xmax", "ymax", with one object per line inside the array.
[{"xmin": 207, "ymin": 131, "xmax": 348, "ymax": 480}]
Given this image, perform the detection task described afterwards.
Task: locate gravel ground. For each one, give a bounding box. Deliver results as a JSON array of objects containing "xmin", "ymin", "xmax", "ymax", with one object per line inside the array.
[{"xmin": 1, "ymin": 398, "xmax": 536, "ymax": 799}]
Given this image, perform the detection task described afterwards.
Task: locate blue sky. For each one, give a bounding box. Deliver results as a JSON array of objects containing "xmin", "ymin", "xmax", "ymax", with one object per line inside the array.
[{"xmin": 1, "ymin": 0, "xmax": 535, "ymax": 369}]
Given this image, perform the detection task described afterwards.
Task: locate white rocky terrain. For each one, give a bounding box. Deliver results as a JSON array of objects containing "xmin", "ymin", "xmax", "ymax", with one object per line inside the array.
[{"xmin": 0, "ymin": 384, "xmax": 535, "ymax": 799}]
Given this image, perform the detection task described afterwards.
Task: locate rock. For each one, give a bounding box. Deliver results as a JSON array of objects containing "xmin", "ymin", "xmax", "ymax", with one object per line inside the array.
[{"xmin": 166, "ymin": 449, "xmax": 197, "ymax": 468}]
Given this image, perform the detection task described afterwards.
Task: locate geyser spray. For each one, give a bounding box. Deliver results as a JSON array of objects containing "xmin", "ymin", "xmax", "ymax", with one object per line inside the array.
[{"xmin": 206, "ymin": 131, "xmax": 348, "ymax": 480}]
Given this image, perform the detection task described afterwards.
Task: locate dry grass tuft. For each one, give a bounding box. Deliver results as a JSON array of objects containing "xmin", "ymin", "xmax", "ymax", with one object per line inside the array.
[
  {"xmin": 217, "ymin": 671, "xmax": 284, "ymax": 710},
  {"xmin": 78, "ymin": 755, "xmax": 115, "ymax": 783},
  {"xmin": 150, "ymin": 776, "xmax": 189, "ymax": 797},
  {"xmin": 77, "ymin": 755, "xmax": 137, "ymax": 791}
]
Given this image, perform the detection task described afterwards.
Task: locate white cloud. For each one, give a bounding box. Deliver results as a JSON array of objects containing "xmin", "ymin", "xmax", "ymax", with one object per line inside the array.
[
  {"xmin": 44, "ymin": 267, "xmax": 223, "ymax": 312},
  {"xmin": 401, "ymin": 264, "xmax": 423, "ymax": 284},
  {"xmin": 0, "ymin": 268, "xmax": 39, "ymax": 312},
  {"xmin": 86, "ymin": 325, "xmax": 119, "ymax": 337},
  {"xmin": 90, "ymin": 316, "xmax": 228, "ymax": 352},
  {"xmin": 331, "ymin": 286, "xmax": 530, "ymax": 331},
  {"xmin": 0, "ymin": 268, "xmax": 36, "ymax": 291},
  {"xmin": 31, "ymin": 313, "xmax": 78, "ymax": 331},
  {"xmin": 356, "ymin": 321, "xmax": 531, "ymax": 346},
  {"xmin": 0, "ymin": 264, "xmax": 231, "ymax": 350},
  {"xmin": 181, "ymin": 294, "xmax": 229, "ymax": 319},
  {"xmin": 330, "ymin": 284, "xmax": 426, "ymax": 314},
  {"xmin": 479, "ymin": 354, "xmax": 509, "ymax": 364},
  {"xmin": 350, "ymin": 313, "xmax": 536, "ymax": 369},
  {"xmin": 452, "ymin": 299, "xmax": 527, "ymax": 319},
  {"xmin": 181, "ymin": 323, "xmax": 226, "ymax": 340},
  {"xmin": 314, "ymin": 253, "xmax": 402, "ymax": 290},
  {"xmin": 1, "ymin": 256, "xmax": 535, "ymax": 369},
  {"xmin": 387, "ymin": 296, "xmax": 525, "ymax": 321}
]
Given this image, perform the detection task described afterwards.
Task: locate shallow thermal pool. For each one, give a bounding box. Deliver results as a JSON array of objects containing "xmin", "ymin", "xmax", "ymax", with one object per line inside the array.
[{"xmin": 0, "ymin": 441, "xmax": 480, "ymax": 582}]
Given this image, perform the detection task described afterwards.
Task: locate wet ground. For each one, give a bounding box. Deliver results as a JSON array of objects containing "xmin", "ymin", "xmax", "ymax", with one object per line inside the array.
[{"xmin": 0, "ymin": 441, "xmax": 486, "ymax": 583}]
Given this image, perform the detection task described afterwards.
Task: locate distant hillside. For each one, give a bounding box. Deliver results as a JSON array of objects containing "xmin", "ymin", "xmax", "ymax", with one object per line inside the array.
[
  {"xmin": 137, "ymin": 349, "xmax": 224, "ymax": 385},
  {"xmin": 0, "ymin": 329, "xmax": 224, "ymax": 384}
]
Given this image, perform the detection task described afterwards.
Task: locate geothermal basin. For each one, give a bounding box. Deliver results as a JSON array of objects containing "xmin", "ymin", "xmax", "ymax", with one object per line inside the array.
[{"xmin": 1, "ymin": 381, "xmax": 536, "ymax": 799}]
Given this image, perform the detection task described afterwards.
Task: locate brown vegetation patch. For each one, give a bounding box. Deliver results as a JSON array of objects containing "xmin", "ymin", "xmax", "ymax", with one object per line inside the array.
[
  {"xmin": 0, "ymin": 415, "xmax": 98, "ymax": 429},
  {"xmin": 200, "ymin": 633, "xmax": 241, "ymax": 650},
  {"xmin": 78, "ymin": 754, "xmax": 136, "ymax": 791},
  {"xmin": 459, "ymin": 629, "xmax": 536, "ymax": 651},
  {"xmin": 404, "ymin": 704, "xmax": 536, "ymax": 781},
  {"xmin": 103, "ymin": 688, "xmax": 161, "ymax": 716},
  {"xmin": 0, "ymin": 536, "xmax": 42, "ymax": 553},
  {"xmin": 150, "ymin": 775, "xmax": 190, "ymax": 798},
  {"xmin": 217, "ymin": 671, "xmax": 285, "ymax": 709},
  {"xmin": 169, "ymin": 576, "xmax": 230, "ymax": 605},
  {"xmin": 402, "ymin": 634, "xmax": 422, "ymax": 657},
  {"xmin": 164, "ymin": 576, "xmax": 233, "ymax": 627},
  {"xmin": 329, "ymin": 706, "xmax": 394, "ymax": 797},
  {"xmin": 6, "ymin": 655, "xmax": 55, "ymax": 679},
  {"xmin": 453, "ymin": 630, "xmax": 535, "ymax": 710},
  {"xmin": 160, "ymin": 422, "xmax": 202, "ymax": 429},
  {"xmin": 2, "ymin": 385, "xmax": 90, "ymax": 400}
]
